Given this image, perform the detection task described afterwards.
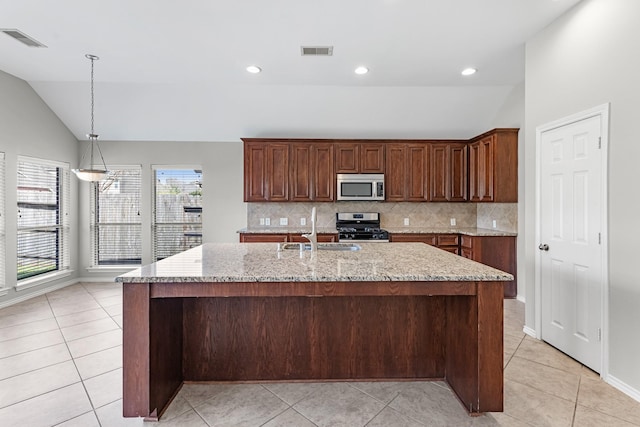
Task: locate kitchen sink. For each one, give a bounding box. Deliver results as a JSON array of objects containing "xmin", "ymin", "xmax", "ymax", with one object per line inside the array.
[{"xmin": 278, "ymin": 242, "xmax": 361, "ymax": 251}]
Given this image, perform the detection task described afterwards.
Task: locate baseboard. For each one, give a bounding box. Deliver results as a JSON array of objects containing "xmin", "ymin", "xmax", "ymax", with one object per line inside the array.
[
  {"xmin": 0, "ymin": 278, "xmax": 81, "ymax": 310},
  {"xmin": 606, "ymin": 374, "xmax": 640, "ymax": 403},
  {"xmin": 77, "ymin": 276, "xmax": 120, "ymax": 283},
  {"xmin": 523, "ymin": 325, "xmax": 537, "ymax": 338}
]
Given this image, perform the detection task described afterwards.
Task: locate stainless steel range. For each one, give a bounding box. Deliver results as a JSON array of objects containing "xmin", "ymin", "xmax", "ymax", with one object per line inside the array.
[{"xmin": 336, "ymin": 212, "xmax": 389, "ymax": 242}]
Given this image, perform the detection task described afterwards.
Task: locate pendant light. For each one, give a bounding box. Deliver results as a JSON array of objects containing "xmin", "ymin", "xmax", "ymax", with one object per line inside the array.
[{"xmin": 73, "ymin": 54, "xmax": 109, "ymax": 181}]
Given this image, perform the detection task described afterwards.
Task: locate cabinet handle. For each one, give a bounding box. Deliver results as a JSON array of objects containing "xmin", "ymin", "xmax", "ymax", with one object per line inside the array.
[{"xmin": 538, "ymin": 244, "xmax": 549, "ymax": 251}]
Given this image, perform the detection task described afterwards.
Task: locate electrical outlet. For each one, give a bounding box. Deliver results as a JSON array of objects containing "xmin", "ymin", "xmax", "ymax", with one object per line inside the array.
[
  {"xmin": 300, "ymin": 218, "xmax": 306, "ymax": 226},
  {"xmin": 264, "ymin": 218, "xmax": 270, "ymax": 226},
  {"xmin": 280, "ymin": 218, "xmax": 288, "ymax": 226},
  {"xmin": 450, "ymin": 218, "xmax": 456, "ymax": 226},
  {"xmin": 492, "ymin": 220, "xmax": 497, "ymax": 229},
  {"xmin": 259, "ymin": 218, "xmax": 265, "ymax": 226},
  {"xmin": 404, "ymin": 218, "xmax": 410, "ymax": 226}
]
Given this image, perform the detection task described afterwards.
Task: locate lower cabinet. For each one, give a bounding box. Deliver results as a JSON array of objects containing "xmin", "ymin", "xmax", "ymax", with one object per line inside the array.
[
  {"xmin": 460, "ymin": 235, "xmax": 517, "ymax": 298},
  {"xmin": 389, "ymin": 233, "xmax": 459, "ymax": 255},
  {"xmin": 240, "ymin": 233, "xmax": 337, "ymax": 243}
]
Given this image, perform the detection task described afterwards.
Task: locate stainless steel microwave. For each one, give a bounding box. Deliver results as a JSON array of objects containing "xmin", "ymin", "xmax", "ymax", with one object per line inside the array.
[{"xmin": 336, "ymin": 174, "xmax": 385, "ymax": 201}]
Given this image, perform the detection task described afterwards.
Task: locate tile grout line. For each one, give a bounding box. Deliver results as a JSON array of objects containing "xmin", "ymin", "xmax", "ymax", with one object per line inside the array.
[{"xmin": 47, "ymin": 286, "xmax": 106, "ymax": 427}]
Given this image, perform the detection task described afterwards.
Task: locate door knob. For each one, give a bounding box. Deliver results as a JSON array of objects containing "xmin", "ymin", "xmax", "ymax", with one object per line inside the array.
[{"xmin": 538, "ymin": 244, "xmax": 549, "ymax": 251}]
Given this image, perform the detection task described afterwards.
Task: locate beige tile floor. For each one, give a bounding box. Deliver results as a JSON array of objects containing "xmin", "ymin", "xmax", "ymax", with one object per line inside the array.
[{"xmin": 1, "ymin": 282, "xmax": 639, "ymax": 426}]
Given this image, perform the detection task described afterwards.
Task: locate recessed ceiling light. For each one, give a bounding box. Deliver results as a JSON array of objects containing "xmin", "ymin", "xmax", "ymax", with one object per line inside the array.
[
  {"xmin": 461, "ymin": 68, "xmax": 477, "ymax": 76},
  {"xmin": 355, "ymin": 66, "xmax": 369, "ymax": 75},
  {"xmin": 246, "ymin": 65, "xmax": 261, "ymax": 74}
]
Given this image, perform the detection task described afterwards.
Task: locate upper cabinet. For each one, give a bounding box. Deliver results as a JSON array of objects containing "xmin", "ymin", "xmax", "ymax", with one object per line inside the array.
[
  {"xmin": 429, "ymin": 142, "xmax": 468, "ymax": 202},
  {"xmin": 290, "ymin": 142, "xmax": 334, "ymax": 202},
  {"xmin": 243, "ymin": 141, "xmax": 289, "ymax": 202},
  {"xmin": 335, "ymin": 142, "xmax": 385, "ymax": 173},
  {"xmin": 385, "ymin": 143, "xmax": 429, "ymax": 202},
  {"xmin": 468, "ymin": 129, "xmax": 518, "ymax": 202},
  {"xmin": 244, "ymin": 139, "xmax": 333, "ymax": 202},
  {"xmin": 243, "ymin": 129, "xmax": 518, "ymax": 203}
]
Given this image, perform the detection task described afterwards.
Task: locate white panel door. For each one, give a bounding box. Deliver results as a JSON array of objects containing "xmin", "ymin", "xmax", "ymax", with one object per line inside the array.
[{"xmin": 540, "ymin": 115, "xmax": 602, "ymax": 372}]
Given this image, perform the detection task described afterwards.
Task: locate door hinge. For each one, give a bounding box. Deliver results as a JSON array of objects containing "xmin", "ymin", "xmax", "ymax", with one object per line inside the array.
[
  {"xmin": 598, "ymin": 233, "xmax": 601, "ymax": 244},
  {"xmin": 598, "ymin": 137, "xmax": 602, "ymax": 149},
  {"xmin": 598, "ymin": 328, "xmax": 602, "ymax": 342}
]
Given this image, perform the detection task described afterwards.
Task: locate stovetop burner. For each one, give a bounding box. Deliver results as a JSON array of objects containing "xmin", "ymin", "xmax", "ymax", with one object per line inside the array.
[{"xmin": 336, "ymin": 213, "xmax": 389, "ymax": 242}]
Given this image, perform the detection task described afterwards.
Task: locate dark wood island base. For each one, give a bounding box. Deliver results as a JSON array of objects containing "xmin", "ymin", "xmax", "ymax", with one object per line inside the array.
[{"xmin": 123, "ymin": 280, "xmax": 503, "ymax": 420}]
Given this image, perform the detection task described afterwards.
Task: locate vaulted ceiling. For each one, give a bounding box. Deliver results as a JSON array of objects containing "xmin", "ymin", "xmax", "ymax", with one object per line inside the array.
[{"xmin": 0, "ymin": 0, "xmax": 582, "ymax": 142}]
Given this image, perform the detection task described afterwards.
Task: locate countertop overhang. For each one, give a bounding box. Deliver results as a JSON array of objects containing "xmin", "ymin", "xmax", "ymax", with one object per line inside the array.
[{"xmin": 117, "ymin": 242, "xmax": 513, "ymax": 284}]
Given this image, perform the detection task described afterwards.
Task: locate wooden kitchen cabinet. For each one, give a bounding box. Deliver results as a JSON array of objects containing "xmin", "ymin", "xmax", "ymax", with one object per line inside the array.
[
  {"xmin": 468, "ymin": 129, "xmax": 518, "ymax": 202},
  {"xmin": 290, "ymin": 142, "xmax": 334, "ymax": 202},
  {"xmin": 389, "ymin": 233, "xmax": 459, "ymax": 254},
  {"xmin": 243, "ymin": 140, "xmax": 289, "ymax": 202},
  {"xmin": 239, "ymin": 233, "xmax": 288, "ymax": 243},
  {"xmin": 429, "ymin": 142, "xmax": 468, "ymax": 202},
  {"xmin": 335, "ymin": 142, "xmax": 385, "ymax": 173},
  {"xmin": 240, "ymin": 233, "xmax": 338, "ymax": 243},
  {"xmin": 385, "ymin": 143, "xmax": 429, "ymax": 202},
  {"xmin": 460, "ymin": 234, "xmax": 517, "ymax": 297}
]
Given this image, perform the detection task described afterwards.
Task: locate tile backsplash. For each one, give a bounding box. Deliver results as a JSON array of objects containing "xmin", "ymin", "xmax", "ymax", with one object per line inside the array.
[{"xmin": 247, "ymin": 202, "xmax": 517, "ymax": 232}]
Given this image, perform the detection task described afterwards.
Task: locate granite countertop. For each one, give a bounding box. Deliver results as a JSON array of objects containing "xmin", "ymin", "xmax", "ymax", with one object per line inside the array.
[
  {"xmin": 117, "ymin": 242, "xmax": 513, "ymax": 283},
  {"xmin": 383, "ymin": 227, "xmax": 517, "ymax": 237},
  {"xmin": 238, "ymin": 226, "xmax": 516, "ymax": 237}
]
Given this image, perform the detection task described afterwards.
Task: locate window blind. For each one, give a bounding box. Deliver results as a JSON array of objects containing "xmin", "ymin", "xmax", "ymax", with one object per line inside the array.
[
  {"xmin": 91, "ymin": 167, "xmax": 142, "ymax": 266},
  {"xmin": 152, "ymin": 168, "xmax": 202, "ymax": 261},
  {"xmin": 17, "ymin": 157, "xmax": 70, "ymax": 280}
]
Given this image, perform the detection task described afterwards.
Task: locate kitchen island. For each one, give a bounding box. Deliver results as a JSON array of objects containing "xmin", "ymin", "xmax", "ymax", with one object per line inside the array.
[{"xmin": 117, "ymin": 242, "xmax": 512, "ymax": 420}]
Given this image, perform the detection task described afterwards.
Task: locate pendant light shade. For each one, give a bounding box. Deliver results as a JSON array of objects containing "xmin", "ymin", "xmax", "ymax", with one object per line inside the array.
[{"xmin": 73, "ymin": 54, "xmax": 109, "ymax": 182}]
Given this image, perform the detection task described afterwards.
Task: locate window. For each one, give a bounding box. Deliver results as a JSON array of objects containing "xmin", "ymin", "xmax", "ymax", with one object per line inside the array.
[
  {"xmin": 91, "ymin": 167, "xmax": 142, "ymax": 266},
  {"xmin": 17, "ymin": 157, "xmax": 70, "ymax": 281},
  {"xmin": 152, "ymin": 168, "xmax": 202, "ymax": 261}
]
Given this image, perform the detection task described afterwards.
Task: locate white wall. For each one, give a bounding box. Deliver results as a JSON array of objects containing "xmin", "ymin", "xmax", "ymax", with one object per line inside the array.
[
  {"xmin": 0, "ymin": 70, "xmax": 80, "ymax": 307},
  {"xmin": 77, "ymin": 140, "xmax": 246, "ymax": 281},
  {"xmin": 525, "ymin": 0, "xmax": 640, "ymax": 394}
]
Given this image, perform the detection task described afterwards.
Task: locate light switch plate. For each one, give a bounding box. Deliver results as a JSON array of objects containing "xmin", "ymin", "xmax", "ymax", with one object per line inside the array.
[
  {"xmin": 259, "ymin": 218, "xmax": 265, "ymax": 226},
  {"xmin": 265, "ymin": 218, "xmax": 270, "ymax": 226},
  {"xmin": 404, "ymin": 218, "xmax": 410, "ymax": 226},
  {"xmin": 450, "ymin": 218, "xmax": 456, "ymax": 226},
  {"xmin": 300, "ymin": 218, "xmax": 306, "ymax": 226},
  {"xmin": 280, "ymin": 218, "xmax": 288, "ymax": 226},
  {"xmin": 492, "ymin": 220, "xmax": 497, "ymax": 228}
]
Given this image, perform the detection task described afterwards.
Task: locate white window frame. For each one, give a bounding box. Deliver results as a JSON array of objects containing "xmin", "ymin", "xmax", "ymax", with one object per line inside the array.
[
  {"xmin": 90, "ymin": 165, "xmax": 143, "ymax": 268},
  {"xmin": 151, "ymin": 165, "xmax": 202, "ymax": 262},
  {"xmin": 16, "ymin": 156, "xmax": 71, "ymax": 290},
  {"xmin": 0, "ymin": 152, "xmax": 6, "ymax": 296}
]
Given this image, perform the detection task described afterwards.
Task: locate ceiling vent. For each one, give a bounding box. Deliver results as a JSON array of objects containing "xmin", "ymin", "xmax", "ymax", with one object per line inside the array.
[
  {"xmin": 0, "ymin": 29, "xmax": 47, "ymax": 48},
  {"xmin": 301, "ymin": 46, "xmax": 333, "ymax": 56}
]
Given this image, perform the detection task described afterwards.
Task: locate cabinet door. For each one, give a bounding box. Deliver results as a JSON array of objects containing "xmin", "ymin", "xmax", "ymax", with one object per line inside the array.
[
  {"xmin": 389, "ymin": 233, "xmax": 437, "ymax": 246},
  {"xmin": 449, "ymin": 143, "xmax": 468, "ymax": 202},
  {"xmin": 479, "ymin": 136, "xmax": 495, "ymax": 201},
  {"xmin": 335, "ymin": 143, "xmax": 359, "ymax": 173},
  {"xmin": 468, "ymin": 142, "xmax": 482, "ymax": 202},
  {"xmin": 360, "ymin": 143, "xmax": 385, "ymax": 173},
  {"xmin": 244, "ymin": 142, "xmax": 267, "ymax": 202},
  {"xmin": 385, "ymin": 144, "xmax": 407, "ymax": 201},
  {"xmin": 407, "ymin": 144, "xmax": 428, "ymax": 201},
  {"xmin": 290, "ymin": 144, "xmax": 312, "ymax": 201},
  {"xmin": 240, "ymin": 233, "xmax": 288, "ymax": 243},
  {"xmin": 429, "ymin": 143, "xmax": 449, "ymax": 201},
  {"xmin": 313, "ymin": 143, "xmax": 334, "ymax": 201},
  {"xmin": 267, "ymin": 144, "xmax": 289, "ymax": 201}
]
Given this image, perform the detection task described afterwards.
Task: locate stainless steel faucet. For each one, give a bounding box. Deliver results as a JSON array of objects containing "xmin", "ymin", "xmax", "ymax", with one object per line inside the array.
[{"xmin": 302, "ymin": 207, "xmax": 317, "ymax": 253}]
